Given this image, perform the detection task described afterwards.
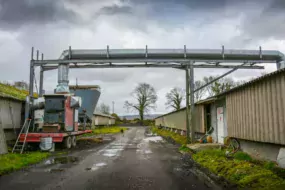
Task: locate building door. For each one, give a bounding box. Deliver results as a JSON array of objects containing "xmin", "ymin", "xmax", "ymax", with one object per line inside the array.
[
  {"xmin": 95, "ymin": 118, "xmax": 99, "ymax": 125},
  {"xmin": 217, "ymin": 107, "xmax": 224, "ymax": 144}
]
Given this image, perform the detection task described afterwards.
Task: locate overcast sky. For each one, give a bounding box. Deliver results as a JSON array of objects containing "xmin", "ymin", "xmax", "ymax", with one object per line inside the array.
[{"xmin": 0, "ymin": 0, "xmax": 284, "ymax": 115}]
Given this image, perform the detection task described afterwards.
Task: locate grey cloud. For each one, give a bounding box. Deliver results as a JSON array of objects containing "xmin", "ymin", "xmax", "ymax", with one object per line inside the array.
[
  {"xmin": 98, "ymin": 4, "xmax": 132, "ymax": 15},
  {"xmin": 237, "ymin": 0, "xmax": 285, "ymax": 40},
  {"xmin": 0, "ymin": 0, "xmax": 78, "ymax": 30}
]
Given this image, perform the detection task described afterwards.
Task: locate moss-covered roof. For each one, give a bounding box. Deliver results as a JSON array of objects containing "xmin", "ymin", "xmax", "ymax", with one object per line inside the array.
[{"xmin": 0, "ymin": 83, "xmax": 37, "ymax": 101}]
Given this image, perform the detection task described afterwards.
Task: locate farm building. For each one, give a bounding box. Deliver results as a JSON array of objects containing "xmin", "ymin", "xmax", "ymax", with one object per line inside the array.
[
  {"xmin": 92, "ymin": 112, "xmax": 115, "ymax": 127},
  {"xmin": 155, "ymin": 68, "xmax": 285, "ymax": 163}
]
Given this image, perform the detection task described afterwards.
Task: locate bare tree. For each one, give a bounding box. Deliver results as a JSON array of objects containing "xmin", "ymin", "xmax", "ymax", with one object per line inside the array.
[
  {"xmin": 97, "ymin": 103, "xmax": 110, "ymax": 114},
  {"xmin": 194, "ymin": 80, "xmax": 206, "ymax": 102},
  {"xmin": 203, "ymin": 76, "xmax": 217, "ymax": 97},
  {"xmin": 165, "ymin": 87, "xmax": 185, "ymax": 111},
  {"xmin": 124, "ymin": 83, "xmax": 157, "ymax": 123}
]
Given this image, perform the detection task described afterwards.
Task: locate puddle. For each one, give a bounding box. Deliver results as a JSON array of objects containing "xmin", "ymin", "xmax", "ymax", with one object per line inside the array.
[
  {"xmin": 49, "ymin": 168, "xmax": 65, "ymax": 172},
  {"xmin": 143, "ymin": 136, "xmax": 163, "ymax": 143},
  {"xmin": 173, "ymin": 167, "xmax": 183, "ymax": 172},
  {"xmin": 136, "ymin": 149, "xmax": 152, "ymax": 154},
  {"xmin": 95, "ymin": 162, "xmax": 107, "ymax": 167},
  {"xmin": 45, "ymin": 156, "xmax": 79, "ymax": 165},
  {"xmin": 103, "ymin": 153, "xmax": 116, "ymax": 157},
  {"xmin": 86, "ymin": 162, "xmax": 107, "ymax": 171},
  {"xmin": 145, "ymin": 150, "xmax": 152, "ymax": 154},
  {"xmin": 105, "ymin": 148, "xmax": 124, "ymax": 152}
]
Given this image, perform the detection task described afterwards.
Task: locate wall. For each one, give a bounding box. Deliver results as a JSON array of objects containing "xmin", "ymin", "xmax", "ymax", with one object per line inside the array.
[
  {"xmin": 0, "ymin": 123, "xmax": 7, "ymax": 154},
  {"xmin": 239, "ymin": 139, "xmax": 284, "ymax": 162},
  {"xmin": 92, "ymin": 115, "xmax": 115, "ymax": 126},
  {"xmin": 155, "ymin": 109, "xmax": 186, "ymax": 130},
  {"xmin": 155, "ymin": 104, "xmax": 205, "ymax": 133},
  {"xmin": 226, "ymin": 72, "xmax": 285, "ymax": 145},
  {"xmin": 0, "ymin": 97, "xmax": 24, "ymax": 154},
  {"xmin": 210, "ymin": 103, "xmax": 218, "ymax": 143},
  {"xmin": 110, "ymin": 118, "xmax": 115, "ymax": 125},
  {"xmin": 0, "ymin": 98, "xmax": 23, "ymax": 141}
]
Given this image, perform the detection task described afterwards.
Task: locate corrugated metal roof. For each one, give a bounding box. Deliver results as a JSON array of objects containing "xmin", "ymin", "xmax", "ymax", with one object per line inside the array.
[
  {"xmin": 93, "ymin": 112, "xmax": 115, "ymax": 119},
  {"xmin": 218, "ymin": 67, "xmax": 285, "ymax": 96},
  {"xmin": 69, "ymin": 85, "xmax": 100, "ymax": 90}
]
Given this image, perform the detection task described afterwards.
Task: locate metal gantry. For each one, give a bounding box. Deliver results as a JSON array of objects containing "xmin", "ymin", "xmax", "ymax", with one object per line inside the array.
[{"xmin": 28, "ymin": 45, "xmax": 284, "ymax": 143}]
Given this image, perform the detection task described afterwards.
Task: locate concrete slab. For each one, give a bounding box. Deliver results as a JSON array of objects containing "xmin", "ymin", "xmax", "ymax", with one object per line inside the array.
[
  {"xmin": 187, "ymin": 143, "xmax": 222, "ymax": 152},
  {"xmin": 277, "ymin": 148, "xmax": 285, "ymax": 168}
]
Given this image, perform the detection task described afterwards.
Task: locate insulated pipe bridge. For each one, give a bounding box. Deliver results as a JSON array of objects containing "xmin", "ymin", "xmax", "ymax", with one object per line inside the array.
[{"xmin": 32, "ymin": 46, "xmax": 285, "ymax": 70}]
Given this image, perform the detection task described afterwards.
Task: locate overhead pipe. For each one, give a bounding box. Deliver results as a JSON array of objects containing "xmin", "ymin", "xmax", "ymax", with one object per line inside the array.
[{"xmin": 58, "ymin": 47, "xmax": 284, "ymax": 62}]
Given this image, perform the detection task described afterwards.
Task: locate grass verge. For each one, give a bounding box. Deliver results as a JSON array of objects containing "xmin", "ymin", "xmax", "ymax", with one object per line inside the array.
[
  {"xmin": 192, "ymin": 149, "xmax": 285, "ymax": 189},
  {"xmin": 0, "ymin": 82, "xmax": 38, "ymax": 100},
  {"xmin": 151, "ymin": 127, "xmax": 187, "ymax": 145},
  {"xmin": 0, "ymin": 152, "xmax": 50, "ymax": 175},
  {"xmin": 79, "ymin": 126, "xmax": 128, "ymax": 138}
]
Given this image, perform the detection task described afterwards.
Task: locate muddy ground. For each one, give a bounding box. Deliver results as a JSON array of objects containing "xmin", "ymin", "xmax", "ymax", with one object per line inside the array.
[{"xmin": 0, "ymin": 127, "xmax": 222, "ymax": 190}]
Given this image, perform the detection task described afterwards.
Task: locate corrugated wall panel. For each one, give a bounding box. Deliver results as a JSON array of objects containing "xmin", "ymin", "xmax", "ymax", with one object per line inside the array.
[
  {"xmin": 227, "ymin": 72, "xmax": 285, "ymax": 145},
  {"xmin": 155, "ymin": 105, "xmax": 205, "ymax": 133},
  {"xmin": 280, "ymin": 74, "xmax": 285, "ymax": 144}
]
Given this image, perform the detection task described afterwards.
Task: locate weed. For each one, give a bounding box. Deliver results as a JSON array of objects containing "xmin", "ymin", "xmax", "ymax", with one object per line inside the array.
[
  {"xmin": 151, "ymin": 127, "xmax": 187, "ymax": 145},
  {"xmin": 233, "ymin": 151, "xmax": 252, "ymax": 162},
  {"xmin": 263, "ymin": 161, "xmax": 276, "ymax": 170},
  {"xmin": 179, "ymin": 144, "xmax": 191, "ymax": 152}
]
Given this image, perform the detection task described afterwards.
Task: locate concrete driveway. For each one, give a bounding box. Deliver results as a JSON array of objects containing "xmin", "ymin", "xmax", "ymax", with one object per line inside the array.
[{"xmin": 0, "ymin": 127, "xmax": 215, "ymax": 190}]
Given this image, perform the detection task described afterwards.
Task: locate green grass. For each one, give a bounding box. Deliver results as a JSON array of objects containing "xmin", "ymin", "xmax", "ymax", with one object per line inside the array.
[
  {"xmin": 80, "ymin": 126, "xmax": 127, "ymax": 138},
  {"xmin": 192, "ymin": 149, "xmax": 285, "ymax": 189},
  {"xmin": 0, "ymin": 82, "xmax": 38, "ymax": 100},
  {"xmin": 0, "ymin": 152, "xmax": 50, "ymax": 175},
  {"xmin": 179, "ymin": 144, "xmax": 191, "ymax": 152},
  {"xmin": 151, "ymin": 127, "xmax": 187, "ymax": 145},
  {"xmin": 233, "ymin": 151, "xmax": 253, "ymax": 162}
]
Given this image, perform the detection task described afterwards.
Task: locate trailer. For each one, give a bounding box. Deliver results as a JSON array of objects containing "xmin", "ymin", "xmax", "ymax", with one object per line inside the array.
[{"xmin": 13, "ymin": 85, "xmax": 100, "ymax": 152}]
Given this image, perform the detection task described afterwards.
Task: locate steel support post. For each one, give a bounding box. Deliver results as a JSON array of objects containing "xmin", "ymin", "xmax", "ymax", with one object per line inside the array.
[
  {"xmin": 27, "ymin": 60, "xmax": 34, "ymax": 119},
  {"xmin": 185, "ymin": 64, "xmax": 190, "ymax": 143},
  {"xmin": 39, "ymin": 67, "xmax": 44, "ymax": 97},
  {"xmin": 189, "ymin": 62, "xmax": 195, "ymax": 142},
  {"xmin": 39, "ymin": 53, "xmax": 44, "ymax": 97},
  {"xmin": 26, "ymin": 47, "xmax": 35, "ymax": 119}
]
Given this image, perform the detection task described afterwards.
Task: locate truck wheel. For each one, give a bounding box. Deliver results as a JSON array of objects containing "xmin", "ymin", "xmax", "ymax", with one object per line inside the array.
[
  {"xmin": 71, "ymin": 136, "xmax": 77, "ymax": 147},
  {"xmin": 64, "ymin": 136, "xmax": 72, "ymax": 149}
]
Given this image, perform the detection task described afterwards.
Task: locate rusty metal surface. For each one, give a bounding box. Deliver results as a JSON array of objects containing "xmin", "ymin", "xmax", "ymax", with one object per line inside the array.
[{"xmin": 226, "ymin": 71, "xmax": 285, "ymax": 145}]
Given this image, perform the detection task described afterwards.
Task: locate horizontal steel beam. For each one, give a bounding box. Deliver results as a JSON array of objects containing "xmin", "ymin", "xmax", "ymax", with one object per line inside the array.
[
  {"xmin": 33, "ymin": 59, "xmax": 276, "ymax": 66},
  {"xmin": 42, "ymin": 64, "xmax": 264, "ymax": 71}
]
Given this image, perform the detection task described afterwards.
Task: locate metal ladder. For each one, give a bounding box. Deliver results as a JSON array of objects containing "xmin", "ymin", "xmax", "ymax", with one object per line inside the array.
[{"xmin": 12, "ymin": 119, "xmax": 31, "ymax": 154}]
